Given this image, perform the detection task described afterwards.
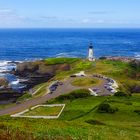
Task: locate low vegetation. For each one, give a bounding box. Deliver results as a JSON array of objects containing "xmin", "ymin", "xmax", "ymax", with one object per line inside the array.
[
  {"xmin": 71, "ymin": 77, "xmax": 100, "ymax": 87},
  {"xmin": 134, "ymin": 109, "xmax": 140, "ymax": 115},
  {"xmin": 17, "ymin": 93, "xmax": 32, "ymax": 102},
  {"xmin": 85, "ymin": 119, "xmax": 105, "ymax": 125},
  {"xmin": 114, "ymin": 91, "xmax": 130, "ymax": 97},
  {"xmin": 0, "ymin": 92, "xmax": 140, "ymax": 139},
  {"xmin": 45, "ymin": 57, "xmax": 80, "ymax": 65},
  {"xmin": 97, "ymin": 102, "xmax": 118, "ymax": 113},
  {"xmin": 52, "ymin": 89, "xmax": 91, "ymax": 102}
]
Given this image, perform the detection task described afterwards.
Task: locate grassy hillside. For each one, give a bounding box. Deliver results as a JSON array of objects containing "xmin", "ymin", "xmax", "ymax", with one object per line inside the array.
[
  {"xmin": 0, "ymin": 58, "xmax": 140, "ymax": 140},
  {"xmin": 0, "ymin": 92, "xmax": 140, "ymax": 140},
  {"xmin": 52, "ymin": 58, "xmax": 140, "ymax": 94},
  {"xmin": 45, "ymin": 58, "xmax": 80, "ymax": 65},
  {"xmin": 71, "ymin": 77, "xmax": 100, "ymax": 87}
]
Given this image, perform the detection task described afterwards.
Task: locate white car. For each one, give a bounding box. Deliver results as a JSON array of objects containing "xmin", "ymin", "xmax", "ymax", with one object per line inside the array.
[{"xmin": 110, "ymin": 89, "xmax": 117, "ymax": 93}]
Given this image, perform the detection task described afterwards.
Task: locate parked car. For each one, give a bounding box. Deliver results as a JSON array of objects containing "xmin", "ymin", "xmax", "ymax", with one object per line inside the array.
[
  {"xmin": 92, "ymin": 88, "xmax": 101, "ymax": 93},
  {"xmin": 108, "ymin": 82, "xmax": 113, "ymax": 86},
  {"xmin": 110, "ymin": 89, "xmax": 117, "ymax": 93},
  {"xmin": 106, "ymin": 86, "xmax": 113, "ymax": 90},
  {"xmin": 104, "ymin": 84, "xmax": 108, "ymax": 88},
  {"xmin": 49, "ymin": 86, "xmax": 57, "ymax": 91},
  {"xmin": 70, "ymin": 75, "xmax": 76, "ymax": 77},
  {"xmin": 58, "ymin": 82, "xmax": 63, "ymax": 85},
  {"xmin": 16, "ymin": 101, "xmax": 21, "ymax": 104}
]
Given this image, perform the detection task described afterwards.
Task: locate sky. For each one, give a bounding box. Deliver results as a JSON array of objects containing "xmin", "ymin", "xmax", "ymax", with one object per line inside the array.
[{"xmin": 0, "ymin": 0, "xmax": 140, "ymax": 28}]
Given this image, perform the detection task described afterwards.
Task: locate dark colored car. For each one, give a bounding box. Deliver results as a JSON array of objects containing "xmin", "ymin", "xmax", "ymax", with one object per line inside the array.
[
  {"xmin": 50, "ymin": 86, "xmax": 57, "ymax": 91},
  {"xmin": 70, "ymin": 75, "xmax": 76, "ymax": 77},
  {"xmin": 58, "ymin": 82, "xmax": 63, "ymax": 85}
]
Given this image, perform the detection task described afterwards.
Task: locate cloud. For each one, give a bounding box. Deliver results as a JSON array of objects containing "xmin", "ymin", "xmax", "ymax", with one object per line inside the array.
[
  {"xmin": 81, "ymin": 18, "xmax": 90, "ymax": 23},
  {"xmin": 0, "ymin": 8, "xmax": 23, "ymax": 21},
  {"xmin": 0, "ymin": 8, "xmax": 139, "ymax": 28},
  {"xmin": 89, "ymin": 11, "xmax": 114, "ymax": 15},
  {"xmin": 0, "ymin": 9, "xmax": 13, "ymax": 13},
  {"xmin": 39, "ymin": 16, "xmax": 58, "ymax": 20},
  {"xmin": 29, "ymin": 16, "xmax": 77, "ymax": 25},
  {"xmin": 81, "ymin": 18, "xmax": 105, "ymax": 24}
]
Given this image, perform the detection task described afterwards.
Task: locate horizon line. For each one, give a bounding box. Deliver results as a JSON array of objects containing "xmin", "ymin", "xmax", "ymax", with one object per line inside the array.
[{"xmin": 0, "ymin": 27, "xmax": 140, "ymax": 29}]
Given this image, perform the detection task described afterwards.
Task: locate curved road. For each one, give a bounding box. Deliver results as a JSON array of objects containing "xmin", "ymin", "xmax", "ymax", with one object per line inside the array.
[{"xmin": 0, "ymin": 75, "xmax": 111, "ymax": 116}]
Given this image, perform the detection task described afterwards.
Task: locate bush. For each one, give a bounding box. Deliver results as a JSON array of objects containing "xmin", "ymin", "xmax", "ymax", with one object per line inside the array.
[
  {"xmin": 125, "ymin": 102, "xmax": 133, "ymax": 105},
  {"xmin": 97, "ymin": 102, "xmax": 118, "ymax": 113},
  {"xmin": 99, "ymin": 57, "xmax": 107, "ymax": 60},
  {"xmin": 85, "ymin": 119, "xmax": 105, "ymax": 125},
  {"xmin": 134, "ymin": 109, "xmax": 140, "ymax": 115},
  {"xmin": 17, "ymin": 93, "xmax": 32, "ymax": 101},
  {"xmin": 56, "ymin": 89, "xmax": 90, "ymax": 101},
  {"xmin": 114, "ymin": 91, "xmax": 129, "ymax": 97}
]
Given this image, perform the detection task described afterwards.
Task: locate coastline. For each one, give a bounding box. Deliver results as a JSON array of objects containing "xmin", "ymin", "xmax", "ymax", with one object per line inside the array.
[{"xmin": 0, "ymin": 56, "xmax": 139, "ymax": 104}]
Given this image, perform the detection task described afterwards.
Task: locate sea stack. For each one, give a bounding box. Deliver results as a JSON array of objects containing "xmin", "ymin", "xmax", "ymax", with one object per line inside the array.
[{"xmin": 88, "ymin": 43, "xmax": 95, "ymax": 61}]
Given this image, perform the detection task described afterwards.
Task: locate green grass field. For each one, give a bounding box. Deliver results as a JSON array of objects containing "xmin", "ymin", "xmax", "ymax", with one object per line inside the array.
[
  {"xmin": 45, "ymin": 57, "xmax": 80, "ymax": 65},
  {"xmin": 23, "ymin": 106, "xmax": 63, "ymax": 116},
  {"xmin": 71, "ymin": 77, "xmax": 100, "ymax": 87},
  {"xmin": 0, "ymin": 93, "xmax": 140, "ymax": 140}
]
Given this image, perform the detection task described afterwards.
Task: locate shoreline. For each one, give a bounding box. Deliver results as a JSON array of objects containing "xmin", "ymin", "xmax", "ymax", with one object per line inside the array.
[{"xmin": 0, "ymin": 56, "xmax": 139, "ymax": 104}]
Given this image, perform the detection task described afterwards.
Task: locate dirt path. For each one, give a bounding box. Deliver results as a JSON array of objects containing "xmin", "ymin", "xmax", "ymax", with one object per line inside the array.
[{"xmin": 0, "ymin": 75, "xmax": 111, "ymax": 116}]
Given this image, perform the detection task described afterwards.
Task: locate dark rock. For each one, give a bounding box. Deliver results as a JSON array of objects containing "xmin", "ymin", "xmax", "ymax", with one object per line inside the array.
[
  {"xmin": 0, "ymin": 78, "xmax": 8, "ymax": 88},
  {"xmin": 0, "ymin": 89, "xmax": 22, "ymax": 104},
  {"xmin": 130, "ymin": 60, "xmax": 140, "ymax": 69},
  {"xmin": 130, "ymin": 85, "xmax": 140, "ymax": 93},
  {"xmin": 16, "ymin": 62, "xmax": 39, "ymax": 76},
  {"xmin": 15, "ymin": 61, "xmax": 71, "ymax": 90}
]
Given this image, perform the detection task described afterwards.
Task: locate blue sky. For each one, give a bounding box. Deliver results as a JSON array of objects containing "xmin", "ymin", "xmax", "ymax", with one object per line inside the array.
[{"xmin": 0, "ymin": 0, "xmax": 140, "ymax": 28}]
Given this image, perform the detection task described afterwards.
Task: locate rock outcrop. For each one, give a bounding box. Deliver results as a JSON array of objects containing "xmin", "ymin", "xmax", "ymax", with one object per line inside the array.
[
  {"xmin": 0, "ymin": 60, "xmax": 71, "ymax": 104},
  {"xmin": 15, "ymin": 60, "xmax": 71, "ymax": 89}
]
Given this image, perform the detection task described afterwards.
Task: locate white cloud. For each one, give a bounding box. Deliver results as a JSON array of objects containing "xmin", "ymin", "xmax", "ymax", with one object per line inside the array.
[
  {"xmin": 81, "ymin": 18, "xmax": 105, "ymax": 24},
  {"xmin": 82, "ymin": 19, "xmax": 90, "ymax": 23},
  {"xmin": 0, "ymin": 8, "xmax": 23, "ymax": 20},
  {"xmin": 89, "ymin": 11, "xmax": 114, "ymax": 15},
  {"xmin": 0, "ymin": 8, "xmax": 139, "ymax": 28}
]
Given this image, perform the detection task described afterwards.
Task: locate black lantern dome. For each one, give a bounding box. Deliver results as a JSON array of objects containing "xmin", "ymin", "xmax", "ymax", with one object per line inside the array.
[{"xmin": 89, "ymin": 42, "xmax": 93, "ymax": 49}]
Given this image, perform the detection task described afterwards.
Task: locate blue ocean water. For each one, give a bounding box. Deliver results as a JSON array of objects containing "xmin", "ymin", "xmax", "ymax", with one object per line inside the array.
[{"xmin": 0, "ymin": 28, "xmax": 140, "ymax": 61}]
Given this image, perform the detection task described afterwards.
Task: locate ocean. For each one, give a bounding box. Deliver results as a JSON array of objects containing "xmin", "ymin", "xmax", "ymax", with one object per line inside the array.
[
  {"xmin": 0, "ymin": 28, "xmax": 140, "ymax": 61},
  {"xmin": 0, "ymin": 28, "xmax": 140, "ymax": 90}
]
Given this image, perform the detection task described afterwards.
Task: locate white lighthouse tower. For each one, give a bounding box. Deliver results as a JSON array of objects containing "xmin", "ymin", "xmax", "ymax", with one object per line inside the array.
[{"xmin": 88, "ymin": 43, "xmax": 95, "ymax": 61}]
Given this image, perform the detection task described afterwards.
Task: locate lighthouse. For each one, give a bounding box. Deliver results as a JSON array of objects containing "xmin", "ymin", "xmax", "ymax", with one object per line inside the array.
[{"xmin": 88, "ymin": 43, "xmax": 95, "ymax": 61}]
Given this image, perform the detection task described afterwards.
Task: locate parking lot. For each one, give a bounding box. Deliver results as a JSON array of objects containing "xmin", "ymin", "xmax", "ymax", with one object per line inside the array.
[{"xmin": 49, "ymin": 73, "xmax": 118, "ymax": 97}]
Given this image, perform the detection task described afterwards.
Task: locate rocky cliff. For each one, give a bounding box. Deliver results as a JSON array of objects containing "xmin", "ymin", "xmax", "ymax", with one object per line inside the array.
[{"xmin": 14, "ymin": 60, "xmax": 70, "ymax": 89}]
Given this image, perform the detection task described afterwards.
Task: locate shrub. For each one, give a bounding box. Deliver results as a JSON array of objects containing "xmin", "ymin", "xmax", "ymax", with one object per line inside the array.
[
  {"xmin": 56, "ymin": 89, "xmax": 90, "ymax": 101},
  {"xmin": 99, "ymin": 57, "xmax": 107, "ymax": 60},
  {"xmin": 125, "ymin": 102, "xmax": 133, "ymax": 105},
  {"xmin": 134, "ymin": 109, "xmax": 140, "ymax": 115},
  {"xmin": 97, "ymin": 102, "xmax": 118, "ymax": 114},
  {"xmin": 114, "ymin": 91, "xmax": 129, "ymax": 97},
  {"xmin": 85, "ymin": 119, "xmax": 105, "ymax": 125},
  {"xmin": 17, "ymin": 93, "xmax": 32, "ymax": 101}
]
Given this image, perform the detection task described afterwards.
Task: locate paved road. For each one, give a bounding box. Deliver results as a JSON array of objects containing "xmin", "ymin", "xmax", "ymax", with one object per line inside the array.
[
  {"xmin": 0, "ymin": 79, "xmax": 80, "ymax": 116},
  {"xmin": 91, "ymin": 76, "xmax": 111, "ymax": 96},
  {"xmin": 0, "ymin": 75, "xmax": 111, "ymax": 116}
]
